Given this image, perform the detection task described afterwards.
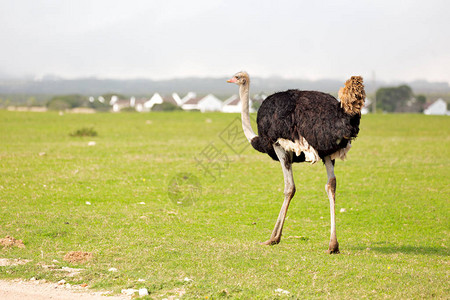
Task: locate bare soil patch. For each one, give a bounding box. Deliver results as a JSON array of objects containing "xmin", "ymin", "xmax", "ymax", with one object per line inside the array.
[
  {"xmin": 0, "ymin": 258, "xmax": 31, "ymax": 267},
  {"xmin": 63, "ymin": 251, "xmax": 93, "ymax": 263},
  {"xmin": 0, "ymin": 279, "xmax": 130, "ymax": 300},
  {"xmin": 0, "ymin": 236, "xmax": 25, "ymax": 249}
]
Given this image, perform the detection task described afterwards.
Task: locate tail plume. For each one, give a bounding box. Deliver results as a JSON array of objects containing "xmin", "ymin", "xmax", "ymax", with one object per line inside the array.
[{"xmin": 339, "ymin": 76, "xmax": 366, "ymax": 116}]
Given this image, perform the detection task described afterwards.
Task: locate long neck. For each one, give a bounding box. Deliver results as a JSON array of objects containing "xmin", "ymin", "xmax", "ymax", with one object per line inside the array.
[{"xmin": 239, "ymin": 82, "xmax": 257, "ymax": 142}]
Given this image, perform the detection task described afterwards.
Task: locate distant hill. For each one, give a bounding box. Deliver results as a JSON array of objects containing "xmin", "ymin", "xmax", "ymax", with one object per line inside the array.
[{"xmin": 0, "ymin": 76, "xmax": 449, "ymax": 97}]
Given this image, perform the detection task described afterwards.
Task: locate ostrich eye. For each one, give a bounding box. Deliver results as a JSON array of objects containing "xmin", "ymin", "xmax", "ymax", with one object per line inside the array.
[{"xmin": 236, "ymin": 76, "xmax": 240, "ymax": 80}]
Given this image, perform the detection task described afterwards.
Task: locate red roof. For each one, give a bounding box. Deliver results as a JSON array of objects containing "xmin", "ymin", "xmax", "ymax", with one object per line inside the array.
[{"xmin": 183, "ymin": 97, "xmax": 202, "ymax": 105}]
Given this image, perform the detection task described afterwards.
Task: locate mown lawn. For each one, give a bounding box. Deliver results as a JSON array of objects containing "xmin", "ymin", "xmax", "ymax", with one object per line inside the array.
[{"xmin": 0, "ymin": 111, "xmax": 449, "ymax": 299}]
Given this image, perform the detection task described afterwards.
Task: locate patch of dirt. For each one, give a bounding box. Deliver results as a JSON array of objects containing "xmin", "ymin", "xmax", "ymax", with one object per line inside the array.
[
  {"xmin": 63, "ymin": 251, "xmax": 93, "ymax": 264},
  {"xmin": 159, "ymin": 287, "xmax": 186, "ymax": 300},
  {"xmin": 59, "ymin": 266, "xmax": 84, "ymax": 277},
  {"xmin": 0, "ymin": 279, "xmax": 131, "ymax": 300},
  {"xmin": 40, "ymin": 263, "xmax": 84, "ymax": 277},
  {"xmin": 0, "ymin": 236, "xmax": 25, "ymax": 249},
  {"xmin": 0, "ymin": 258, "xmax": 32, "ymax": 266}
]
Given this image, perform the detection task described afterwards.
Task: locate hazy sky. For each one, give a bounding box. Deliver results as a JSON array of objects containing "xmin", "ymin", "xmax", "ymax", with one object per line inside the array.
[{"xmin": 1, "ymin": 0, "xmax": 449, "ymax": 83}]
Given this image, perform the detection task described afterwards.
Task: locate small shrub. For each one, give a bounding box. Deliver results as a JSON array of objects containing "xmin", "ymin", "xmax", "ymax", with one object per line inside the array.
[
  {"xmin": 120, "ymin": 107, "xmax": 137, "ymax": 112},
  {"xmin": 70, "ymin": 127, "xmax": 98, "ymax": 137},
  {"xmin": 152, "ymin": 102, "xmax": 182, "ymax": 111}
]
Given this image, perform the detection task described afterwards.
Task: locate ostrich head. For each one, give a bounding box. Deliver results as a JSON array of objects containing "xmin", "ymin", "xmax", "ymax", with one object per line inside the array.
[{"xmin": 227, "ymin": 71, "xmax": 250, "ymax": 86}]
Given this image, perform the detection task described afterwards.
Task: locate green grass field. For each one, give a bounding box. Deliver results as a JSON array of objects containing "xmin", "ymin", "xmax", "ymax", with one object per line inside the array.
[{"xmin": 0, "ymin": 110, "xmax": 449, "ymax": 299}]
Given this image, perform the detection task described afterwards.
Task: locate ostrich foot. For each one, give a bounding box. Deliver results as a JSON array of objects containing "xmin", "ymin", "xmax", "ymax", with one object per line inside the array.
[
  {"xmin": 326, "ymin": 241, "xmax": 340, "ymax": 254},
  {"xmin": 326, "ymin": 248, "xmax": 340, "ymax": 254},
  {"xmin": 259, "ymin": 238, "xmax": 280, "ymax": 246}
]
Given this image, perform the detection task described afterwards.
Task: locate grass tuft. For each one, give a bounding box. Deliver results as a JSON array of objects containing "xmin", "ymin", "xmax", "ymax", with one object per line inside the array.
[{"xmin": 69, "ymin": 127, "xmax": 98, "ymax": 137}]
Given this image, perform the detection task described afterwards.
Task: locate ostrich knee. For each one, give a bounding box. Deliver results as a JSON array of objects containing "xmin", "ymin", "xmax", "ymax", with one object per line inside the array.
[{"xmin": 285, "ymin": 184, "xmax": 296, "ymax": 200}]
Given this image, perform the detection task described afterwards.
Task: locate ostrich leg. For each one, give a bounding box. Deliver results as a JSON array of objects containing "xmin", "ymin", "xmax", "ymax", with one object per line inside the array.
[
  {"xmin": 324, "ymin": 156, "xmax": 340, "ymax": 254},
  {"xmin": 261, "ymin": 144, "xmax": 295, "ymax": 245}
]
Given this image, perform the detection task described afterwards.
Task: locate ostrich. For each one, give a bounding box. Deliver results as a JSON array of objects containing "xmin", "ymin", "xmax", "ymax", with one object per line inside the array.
[{"xmin": 227, "ymin": 71, "xmax": 365, "ymax": 254}]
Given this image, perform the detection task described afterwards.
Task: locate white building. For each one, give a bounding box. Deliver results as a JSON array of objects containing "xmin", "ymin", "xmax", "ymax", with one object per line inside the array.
[
  {"xmin": 180, "ymin": 92, "xmax": 197, "ymax": 105},
  {"xmin": 182, "ymin": 94, "xmax": 223, "ymax": 112},
  {"xmin": 181, "ymin": 97, "xmax": 201, "ymax": 111},
  {"xmin": 172, "ymin": 93, "xmax": 181, "ymax": 105},
  {"xmin": 141, "ymin": 93, "xmax": 164, "ymax": 112},
  {"xmin": 198, "ymin": 94, "xmax": 223, "ymax": 112},
  {"xmin": 135, "ymin": 98, "xmax": 149, "ymax": 112},
  {"xmin": 109, "ymin": 95, "xmax": 118, "ymax": 105},
  {"xmin": 424, "ymin": 99, "xmax": 449, "ymax": 115},
  {"xmin": 112, "ymin": 99, "xmax": 131, "ymax": 112}
]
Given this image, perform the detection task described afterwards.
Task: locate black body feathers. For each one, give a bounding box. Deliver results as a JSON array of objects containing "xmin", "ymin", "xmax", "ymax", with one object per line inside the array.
[{"xmin": 251, "ymin": 90, "xmax": 361, "ymax": 162}]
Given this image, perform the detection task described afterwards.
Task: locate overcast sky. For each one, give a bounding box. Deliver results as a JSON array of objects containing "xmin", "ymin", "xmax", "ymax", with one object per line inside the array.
[{"xmin": 1, "ymin": 0, "xmax": 449, "ymax": 83}]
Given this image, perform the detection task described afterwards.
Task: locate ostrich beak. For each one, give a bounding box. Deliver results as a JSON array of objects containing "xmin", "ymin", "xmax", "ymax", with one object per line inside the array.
[{"xmin": 227, "ymin": 77, "xmax": 236, "ymax": 83}]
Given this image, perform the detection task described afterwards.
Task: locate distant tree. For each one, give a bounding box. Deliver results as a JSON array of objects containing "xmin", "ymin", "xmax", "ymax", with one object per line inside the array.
[
  {"xmin": 88, "ymin": 101, "xmax": 110, "ymax": 112},
  {"xmin": 26, "ymin": 96, "xmax": 37, "ymax": 107},
  {"xmin": 88, "ymin": 98, "xmax": 111, "ymax": 112},
  {"xmin": 376, "ymin": 85, "xmax": 414, "ymax": 112},
  {"xmin": 3, "ymin": 99, "xmax": 11, "ymax": 108},
  {"xmin": 101, "ymin": 93, "xmax": 128, "ymax": 102},
  {"xmin": 120, "ymin": 106, "xmax": 138, "ymax": 112},
  {"xmin": 416, "ymin": 94, "xmax": 426, "ymax": 104},
  {"xmin": 415, "ymin": 94, "xmax": 427, "ymax": 113},
  {"xmin": 47, "ymin": 95, "xmax": 88, "ymax": 110},
  {"xmin": 47, "ymin": 99, "xmax": 71, "ymax": 110},
  {"xmin": 152, "ymin": 102, "xmax": 182, "ymax": 111}
]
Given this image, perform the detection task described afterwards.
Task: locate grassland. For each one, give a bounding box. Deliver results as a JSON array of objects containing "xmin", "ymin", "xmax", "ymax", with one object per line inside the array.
[{"xmin": 0, "ymin": 111, "xmax": 449, "ymax": 299}]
